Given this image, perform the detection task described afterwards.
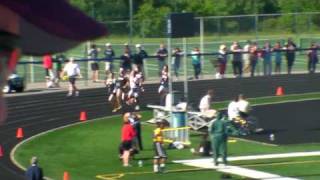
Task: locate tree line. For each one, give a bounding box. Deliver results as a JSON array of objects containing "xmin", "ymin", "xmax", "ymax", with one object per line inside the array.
[{"xmin": 70, "ymin": 0, "xmax": 320, "ymax": 37}]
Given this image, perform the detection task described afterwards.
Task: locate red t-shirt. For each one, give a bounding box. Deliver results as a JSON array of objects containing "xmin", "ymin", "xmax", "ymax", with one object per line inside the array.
[
  {"xmin": 121, "ymin": 123, "xmax": 136, "ymax": 142},
  {"xmin": 43, "ymin": 55, "xmax": 53, "ymax": 69}
]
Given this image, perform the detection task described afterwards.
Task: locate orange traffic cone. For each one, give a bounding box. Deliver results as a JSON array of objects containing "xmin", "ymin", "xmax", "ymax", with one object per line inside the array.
[
  {"xmin": 16, "ymin": 128, "xmax": 24, "ymax": 139},
  {"xmin": 0, "ymin": 145, "xmax": 3, "ymax": 157},
  {"xmin": 63, "ymin": 171, "xmax": 70, "ymax": 180},
  {"xmin": 79, "ymin": 111, "xmax": 87, "ymax": 122},
  {"xmin": 276, "ymin": 86, "xmax": 284, "ymax": 96}
]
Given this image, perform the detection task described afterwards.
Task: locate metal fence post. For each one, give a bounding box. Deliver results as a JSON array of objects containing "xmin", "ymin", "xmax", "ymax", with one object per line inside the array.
[
  {"xmin": 29, "ymin": 56, "xmax": 35, "ymax": 83},
  {"xmin": 200, "ymin": 17, "xmax": 204, "ymax": 65}
]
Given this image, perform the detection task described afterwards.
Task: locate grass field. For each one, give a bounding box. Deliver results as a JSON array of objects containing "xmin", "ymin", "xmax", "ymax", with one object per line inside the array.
[
  {"xmin": 13, "ymin": 92, "xmax": 320, "ymax": 180},
  {"xmin": 16, "ymin": 34, "xmax": 320, "ymax": 83}
]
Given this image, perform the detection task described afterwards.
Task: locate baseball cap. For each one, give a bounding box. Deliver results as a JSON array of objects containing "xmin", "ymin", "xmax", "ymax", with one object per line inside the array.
[
  {"xmin": 105, "ymin": 43, "xmax": 111, "ymax": 47},
  {"xmin": 0, "ymin": 0, "xmax": 108, "ymax": 55},
  {"xmin": 135, "ymin": 44, "xmax": 141, "ymax": 48}
]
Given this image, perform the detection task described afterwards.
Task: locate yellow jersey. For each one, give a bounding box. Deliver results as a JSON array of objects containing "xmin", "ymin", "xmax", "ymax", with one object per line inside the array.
[{"xmin": 153, "ymin": 128, "xmax": 164, "ymax": 143}]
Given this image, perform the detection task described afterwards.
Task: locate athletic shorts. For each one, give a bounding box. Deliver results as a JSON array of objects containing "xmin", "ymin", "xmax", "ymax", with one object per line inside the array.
[
  {"xmin": 154, "ymin": 142, "xmax": 167, "ymax": 159},
  {"xmin": 91, "ymin": 62, "xmax": 99, "ymax": 71},
  {"xmin": 105, "ymin": 62, "xmax": 114, "ymax": 72},
  {"xmin": 122, "ymin": 140, "xmax": 132, "ymax": 151},
  {"xmin": 68, "ymin": 76, "xmax": 76, "ymax": 85}
]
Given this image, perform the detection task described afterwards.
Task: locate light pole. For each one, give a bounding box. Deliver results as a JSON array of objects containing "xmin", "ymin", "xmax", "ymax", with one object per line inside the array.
[{"xmin": 129, "ymin": 0, "xmax": 133, "ymax": 44}]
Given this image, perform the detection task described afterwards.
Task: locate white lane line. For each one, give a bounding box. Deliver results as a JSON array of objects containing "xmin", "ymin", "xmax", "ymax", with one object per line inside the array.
[
  {"xmin": 174, "ymin": 151, "xmax": 320, "ymax": 164},
  {"xmin": 174, "ymin": 151, "xmax": 320, "ymax": 180}
]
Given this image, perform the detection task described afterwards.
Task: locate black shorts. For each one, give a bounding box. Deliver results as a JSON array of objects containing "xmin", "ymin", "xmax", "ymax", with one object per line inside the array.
[
  {"xmin": 91, "ymin": 62, "xmax": 99, "ymax": 71},
  {"xmin": 122, "ymin": 140, "xmax": 132, "ymax": 151},
  {"xmin": 154, "ymin": 142, "xmax": 167, "ymax": 159},
  {"xmin": 45, "ymin": 68, "xmax": 50, "ymax": 77},
  {"xmin": 69, "ymin": 76, "xmax": 76, "ymax": 85}
]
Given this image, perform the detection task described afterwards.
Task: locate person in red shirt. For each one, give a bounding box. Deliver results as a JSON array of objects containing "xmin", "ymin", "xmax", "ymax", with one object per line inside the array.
[
  {"xmin": 121, "ymin": 112, "xmax": 136, "ymax": 167},
  {"xmin": 43, "ymin": 54, "xmax": 55, "ymax": 88}
]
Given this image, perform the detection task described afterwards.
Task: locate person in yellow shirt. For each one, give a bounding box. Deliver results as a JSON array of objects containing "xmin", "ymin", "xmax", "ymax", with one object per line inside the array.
[{"xmin": 153, "ymin": 120, "xmax": 167, "ymax": 173}]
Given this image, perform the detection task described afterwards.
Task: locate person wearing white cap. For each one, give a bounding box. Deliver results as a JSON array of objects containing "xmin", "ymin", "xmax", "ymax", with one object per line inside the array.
[
  {"xmin": 104, "ymin": 43, "xmax": 115, "ymax": 79},
  {"xmin": 217, "ymin": 44, "xmax": 228, "ymax": 79},
  {"xmin": 132, "ymin": 44, "xmax": 148, "ymax": 77}
]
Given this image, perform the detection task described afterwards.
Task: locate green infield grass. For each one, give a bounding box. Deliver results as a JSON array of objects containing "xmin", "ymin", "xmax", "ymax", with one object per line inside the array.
[{"xmin": 13, "ymin": 92, "xmax": 320, "ymax": 180}]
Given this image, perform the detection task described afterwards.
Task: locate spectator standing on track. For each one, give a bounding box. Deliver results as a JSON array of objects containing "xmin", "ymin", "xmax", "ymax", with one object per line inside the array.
[
  {"xmin": 284, "ymin": 38, "xmax": 297, "ymax": 74},
  {"xmin": 54, "ymin": 54, "xmax": 66, "ymax": 87},
  {"xmin": 61, "ymin": 57, "xmax": 81, "ymax": 97},
  {"xmin": 217, "ymin": 44, "xmax": 228, "ymax": 79},
  {"xmin": 0, "ymin": 0, "xmax": 106, "ymax": 126},
  {"xmin": 104, "ymin": 43, "xmax": 115, "ymax": 80},
  {"xmin": 25, "ymin": 157, "xmax": 44, "ymax": 180},
  {"xmin": 133, "ymin": 44, "xmax": 148, "ymax": 77},
  {"xmin": 42, "ymin": 54, "xmax": 55, "ymax": 88},
  {"xmin": 191, "ymin": 47, "xmax": 201, "ymax": 79},
  {"xmin": 88, "ymin": 44, "xmax": 100, "ymax": 82},
  {"xmin": 273, "ymin": 42, "xmax": 282, "ymax": 74},
  {"xmin": 249, "ymin": 42, "xmax": 259, "ymax": 77},
  {"xmin": 172, "ymin": 47, "xmax": 183, "ymax": 79},
  {"xmin": 230, "ymin": 41, "xmax": 243, "ymax": 77},
  {"xmin": 262, "ymin": 41, "xmax": 272, "ymax": 76},
  {"xmin": 307, "ymin": 43, "xmax": 319, "ymax": 73},
  {"xmin": 243, "ymin": 40, "xmax": 251, "ymax": 74},
  {"xmin": 121, "ymin": 113, "xmax": 136, "ymax": 167},
  {"xmin": 156, "ymin": 43, "xmax": 168, "ymax": 76},
  {"xmin": 158, "ymin": 65, "xmax": 169, "ymax": 106},
  {"xmin": 120, "ymin": 48, "xmax": 132, "ymax": 74}
]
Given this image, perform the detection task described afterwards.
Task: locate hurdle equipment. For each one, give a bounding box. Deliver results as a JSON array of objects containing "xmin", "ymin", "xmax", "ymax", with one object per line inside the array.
[{"xmin": 162, "ymin": 126, "xmax": 191, "ymax": 146}]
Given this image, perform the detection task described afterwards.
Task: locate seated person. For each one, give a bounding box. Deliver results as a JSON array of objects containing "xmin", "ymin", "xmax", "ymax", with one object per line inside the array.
[
  {"xmin": 199, "ymin": 89, "xmax": 216, "ymax": 118},
  {"xmin": 237, "ymin": 94, "xmax": 251, "ymax": 119},
  {"xmin": 227, "ymin": 96, "xmax": 240, "ymax": 121}
]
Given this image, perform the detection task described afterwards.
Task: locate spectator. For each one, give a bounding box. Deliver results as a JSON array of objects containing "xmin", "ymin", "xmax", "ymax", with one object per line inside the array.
[
  {"xmin": 262, "ymin": 41, "xmax": 272, "ymax": 76},
  {"xmin": 217, "ymin": 44, "xmax": 227, "ymax": 79},
  {"xmin": 273, "ymin": 42, "xmax": 282, "ymax": 74},
  {"xmin": 54, "ymin": 54, "xmax": 66, "ymax": 87},
  {"xmin": 121, "ymin": 113, "xmax": 136, "ymax": 167},
  {"xmin": 227, "ymin": 96, "xmax": 240, "ymax": 121},
  {"xmin": 199, "ymin": 89, "xmax": 214, "ymax": 113},
  {"xmin": 237, "ymin": 94, "xmax": 251, "ymax": 119},
  {"xmin": 230, "ymin": 41, "xmax": 243, "ymax": 77},
  {"xmin": 104, "ymin": 43, "xmax": 115, "ymax": 79},
  {"xmin": 61, "ymin": 57, "xmax": 81, "ymax": 97},
  {"xmin": 172, "ymin": 47, "xmax": 183, "ymax": 79},
  {"xmin": 25, "ymin": 157, "xmax": 43, "ymax": 180},
  {"xmin": 284, "ymin": 38, "xmax": 297, "ymax": 74},
  {"xmin": 156, "ymin": 43, "xmax": 168, "ymax": 76},
  {"xmin": 124, "ymin": 43, "xmax": 132, "ymax": 56},
  {"xmin": 129, "ymin": 112, "xmax": 143, "ymax": 151},
  {"xmin": 158, "ymin": 65, "xmax": 169, "ymax": 106},
  {"xmin": 133, "ymin": 44, "xmax": 148, "ymax": 77},
  {"xmin": 88, "ymin": 44, "xmax": 100, "ymax": 82},
  {"xmin": 42, "ymin": 54, "xmax": 55, "ymax": 88},
  {"xmin": 120, "ymin": 48, "xmax": 132, "ymax": 74},
  {"xmin": 307, "ymin": 43, "xmax": 318, "ymax": 73},
  {"xmin": 191, "ymin": 47, "xmax": 201, "ymax": 79},
  {"xmin": 0, "ymin": 1, "xmax": 106, "ymax": 125},
  {"xmin": 249, "ymin": 42, "xmax": 259, "ymax": 77},
  {"xmin": 243, "ymin": 40, "xmax": 252, "ymax": 74}
]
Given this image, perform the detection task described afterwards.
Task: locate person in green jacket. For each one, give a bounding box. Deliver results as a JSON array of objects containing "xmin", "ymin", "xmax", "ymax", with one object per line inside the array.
[{"xmin": 209, "ymin": 111, "xmax": 238, "ymax": 166}]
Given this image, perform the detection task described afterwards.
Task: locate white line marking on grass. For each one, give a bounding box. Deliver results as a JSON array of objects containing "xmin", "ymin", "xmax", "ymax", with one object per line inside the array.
[
  {"xmin": 10, "ymin": 115, "xmax": 121, "ymax": 180},
  {"xmin": 174, "ymin": 151, "xmax": 320, "ymax": 180}
]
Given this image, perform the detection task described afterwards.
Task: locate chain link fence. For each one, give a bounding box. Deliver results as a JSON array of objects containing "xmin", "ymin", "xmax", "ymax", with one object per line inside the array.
[{"xmin": 16, "ymin": 12, "xmax": 320, "ymax": 84}]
